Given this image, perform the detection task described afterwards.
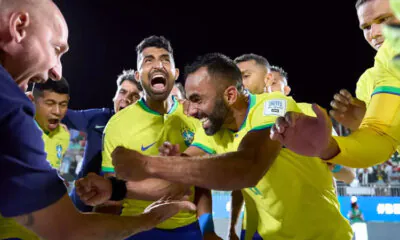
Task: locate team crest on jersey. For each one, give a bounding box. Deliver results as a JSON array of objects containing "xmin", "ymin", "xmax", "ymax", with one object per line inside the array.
[
  {"xmin": 56, "ymin": 144, "xmax": 63, "ymax": 160},
  {"xmin": 181, "ymin": 125, "xmax": 195, "ymax": 146}
]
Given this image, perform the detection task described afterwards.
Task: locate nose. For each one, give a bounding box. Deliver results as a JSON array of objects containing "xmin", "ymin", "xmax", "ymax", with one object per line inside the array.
[
  {"xmin": 52, "ymin": 104, "xmax": 61, "ymax": 116},
  {"xmin": 49, "ymin": 63, "xmax": 62, "ymax": 81},
  {"xmin": 370, "ymin": 23, "xmax": 382, "ymax": 40},
  {"xmin": 186, "ymin": 102, "xmax": 198, "ymax": 117}
]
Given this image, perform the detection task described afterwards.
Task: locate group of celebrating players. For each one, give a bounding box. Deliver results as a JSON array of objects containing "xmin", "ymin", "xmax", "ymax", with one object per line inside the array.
[{"xmin": 1, "ymin": 0, "xmax": 400, "ymax": 239}]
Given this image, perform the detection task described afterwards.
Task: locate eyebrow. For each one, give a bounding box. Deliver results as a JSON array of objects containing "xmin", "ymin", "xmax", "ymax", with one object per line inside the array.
[
  {"xmin": 360, "ymin": 13, "xmax": 393, "ymax": 29},
  {"xmin": 188, "ymin": 93, "xmax": 200, "ymax": 101}
]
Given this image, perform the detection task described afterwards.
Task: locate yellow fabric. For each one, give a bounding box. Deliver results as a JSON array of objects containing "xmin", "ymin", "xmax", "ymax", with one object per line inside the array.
[
  {"xmin": 102, "ymin": 97, "xmax": 198, "ymax": 229},
  {"xmin": 192, "ymin": 92, "xmax": 352, "ymax": 240},
  {"xmin": 329, "ymin": 41, "xmax": 400, "ymax": 167},
  {"xmin": 0, "ymin": 124, "xmax": 69, "ymax": 240},
  {"xmin": 42, "ymin": 125, "xmax": 70, "ymax": 169},
  {"xmin": 0, "ymin": 214, "xmax": 40, "ymax": 240}
]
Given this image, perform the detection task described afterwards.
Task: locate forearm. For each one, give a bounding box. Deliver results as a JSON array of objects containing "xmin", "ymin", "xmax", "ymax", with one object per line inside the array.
[
  {"xmin": 332, "ymin": 166, "xmax": 356, "ymax": 184},
  {"xmin": 322, "ymin": 129, "xmax": 396, "ymax": 168},
  {"xmin": 229, "ymin": 190, "xmax": 244, "ymax": 232},
  {"xmin": 147, "ymin": 147, "xmax": 276, "ymax": 190},
  {"xmin": 126, "ymin": 178, "xmax": 184, "ymax": 201},
  {"xmin": 15, "ymin": 195, "xmax": 154, "ymax": 240},
  {"xmin": 322, "ymin": 93, "xmax": 400, "ymax": 168},
  {"xmin": 68, "ymin": 213, "xmax": 154, "ymax": 240}
]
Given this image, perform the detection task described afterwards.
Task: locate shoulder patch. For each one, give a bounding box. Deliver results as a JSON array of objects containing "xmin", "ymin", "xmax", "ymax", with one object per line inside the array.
[{"xmin": 263, "ymin": 99, "xmax": 287, "ymax": 116}]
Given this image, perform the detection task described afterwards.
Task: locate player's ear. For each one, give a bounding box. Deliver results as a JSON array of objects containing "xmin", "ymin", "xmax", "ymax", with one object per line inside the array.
[
  {"xmin": 284, "ymin": 85, "xmax": 291, "ymax": 96},
  {"xmin": 9, "ymin": 12, "xmax": 30, "ymax": 43},
  {"xmin": 135, "ymin": 71, "xmax": 140, "ymax": 83},
  {"xmin": 264, "ymin": 72, "xmax": 273, "ymax": 86},
  {"xmin": 224, "ymin": 86, "xmax": 238, "ymax": 105},
  {"xmin": 174, "ymin": 68, "xmax": 180, "ymax": 81}
]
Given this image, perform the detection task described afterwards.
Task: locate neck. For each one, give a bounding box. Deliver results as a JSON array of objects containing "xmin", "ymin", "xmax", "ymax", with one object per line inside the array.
[
  {"xmin": 144, "ymin": 95, "xmax": 173, "ymax": 115},
  {"xmin": 223, "ymin": 93, "xmax": 250, "ymax": 132}
]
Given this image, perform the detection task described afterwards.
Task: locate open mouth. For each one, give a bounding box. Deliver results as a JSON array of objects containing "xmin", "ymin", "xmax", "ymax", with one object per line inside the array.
[
  {"xmin": 48, "ymin": 118, "xmax": 60, "ymax": 130},
  {"xmin": 150, "ymin": 72, "xmax": 167, "ymax": 92},
  {"xmin": 199, "ymin": 117, "xmax": 211, "ymax": 130}
]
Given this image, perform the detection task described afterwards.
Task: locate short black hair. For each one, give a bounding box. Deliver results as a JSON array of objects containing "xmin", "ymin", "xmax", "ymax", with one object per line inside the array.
[
  {"xmin": 270, "ymin": 65, "xmax": 288, "ymax": 82},
  {"xmin": 185, "ymin": 53, "xmax": 243, "ymax": 91},
  {"xmin": 116, "ymin": 69, "xmax": 143, "ymax": 91},
  {"xmin": 136, "ymin": 36, "xmax": 174, "ymax": 64},
  {"xmin": 355, "ymin": 0, "xmax": 374, "ymax": 9},
  {"xmin": 33, "ymin": 77, "xmax": 69, "ymax": 98},
  {"xmin": 234, "ymin": 53, "xmax": 271, "ymax": 71}
]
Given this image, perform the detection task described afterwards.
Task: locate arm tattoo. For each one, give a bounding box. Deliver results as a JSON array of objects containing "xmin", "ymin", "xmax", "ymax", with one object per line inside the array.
[{"xmin": 21, "ymin": 213, "xmax": 35, "ymax": 227}]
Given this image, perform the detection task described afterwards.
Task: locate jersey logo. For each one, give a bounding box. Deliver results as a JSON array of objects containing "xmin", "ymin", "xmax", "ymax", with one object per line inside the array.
[
  {"xmin": 263, "ymin": 99, "xmax": 287, "ymax": 116},
  {"xmin": 56, "ymin": 144, "xmax": 63, "ymax": 160},
  {"xmin": 141, "ymin": 142, "xmax": 157, "ymax": 151},
  {"xmin": 95, "ymin": 125, "xmax": 106, "ymax": 129}
]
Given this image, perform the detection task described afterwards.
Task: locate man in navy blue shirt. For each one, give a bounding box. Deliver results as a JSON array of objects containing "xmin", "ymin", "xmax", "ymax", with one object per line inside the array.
[
  {"xmin": 0, "ymin": 0, "xmax": 195, "ymax": 239},
  {"xmin": 64, "ymin": 69, "xmax": 142, "ymax": 212}
]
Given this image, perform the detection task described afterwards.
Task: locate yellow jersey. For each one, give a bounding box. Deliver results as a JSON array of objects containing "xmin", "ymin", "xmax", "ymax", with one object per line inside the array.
[
  {"xmin": 329, "ymin": 41, "xmax": 400, "ymax": 167},
  {"xmin": 0, "ymin": 124, "xmax": 69, "ymax": 240},
  {"xmin": 192, "ymin": 92, "xmax": 352, "ymax": 240},
  {"xmin": 102, "ymin": 96, "xmax": 198, "ymax": 230},
  {"xmin": 42, "ymin": 124, "xmax": 70, "ymax": 169}
]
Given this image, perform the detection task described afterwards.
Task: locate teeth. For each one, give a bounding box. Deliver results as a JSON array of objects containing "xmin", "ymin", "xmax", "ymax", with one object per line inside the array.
[
  {"xmin": 200, "ymin": 118, "xmax": 208, "ymax": 123},
  {"xmin": 153, "ymin": 74, "xmax": 165, "ymax": 79}
]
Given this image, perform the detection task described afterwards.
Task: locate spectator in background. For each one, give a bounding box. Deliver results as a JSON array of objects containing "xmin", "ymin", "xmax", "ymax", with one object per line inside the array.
[
  {"xmin": 62, "ymin": 69, "xmax": 143, "ymax": 212},
  {"xmin": 358, "ymin": 168, "xmax": 375, "ymax": 185},
  {"xmin": 390, "ymin": 167, "xmax": 400, "ymax": 195},
  {"xmin": 373, "ymin": 165, "xmax": 388, "ymax": 184},
  {"xmin": 348, "ymin": 201, "xmax": 368, "ymax": 240},
  {"xmin": 170, "ymin": 82, "xmax": 186, "ymax": 101}
]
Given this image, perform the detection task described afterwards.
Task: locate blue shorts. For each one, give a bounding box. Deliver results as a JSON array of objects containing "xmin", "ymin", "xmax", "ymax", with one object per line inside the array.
[
  {"xmin": 125, "ymin": 221, "xmax": 202, "ymax": 240},
  {"xmin": 240, "ymin": 229, "xmax": 263, "ymax": 240}
]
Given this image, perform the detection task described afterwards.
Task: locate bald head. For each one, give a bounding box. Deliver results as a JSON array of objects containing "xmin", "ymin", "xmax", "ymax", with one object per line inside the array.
[{"xmin": 0, "ymin": 0, "xmax": 69, "ymax": 91}]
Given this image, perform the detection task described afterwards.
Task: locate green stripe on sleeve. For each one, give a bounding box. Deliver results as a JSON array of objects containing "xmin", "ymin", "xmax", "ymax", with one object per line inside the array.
[
  {"xmin": 372, "ymin": 86, "xmax": 400, "ymax": 96},
  {"xmin": 191, "ymin": 142, "xmax": 216, "ymax": 154},
  {"xmin": 101, "ymin": 166, "xmax": 115, "ymax": 173},
  {"xmin": 249, "ymin": 123, "xmax": 274, "ymax": 132}
]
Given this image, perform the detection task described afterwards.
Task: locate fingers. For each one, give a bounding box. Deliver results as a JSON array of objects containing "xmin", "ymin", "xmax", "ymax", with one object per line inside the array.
[
  {"xmin": 351, "ymin": 97, "xmax": 366, "ymax": 108},
  {"xmin": 339, "ymin": 89, "xmax": 353, "ymax": 101},
  {"xmin": 270, "ymin": 121, "xmax": 285, "ymax": 142},
  {"xmin": 171, "ymin": 200, "xmax": 197, "ymax": 212},
  {"xmin": 312, "ymin": 104, "xmax": 328, "ymax": 125},
  {"xmin": 159, "ymin": 142, "xmax": 173, "ymax": 156}
]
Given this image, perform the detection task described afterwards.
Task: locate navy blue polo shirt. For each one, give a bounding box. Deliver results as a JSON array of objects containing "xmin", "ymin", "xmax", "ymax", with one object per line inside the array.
[{"xmin": 0, "ymin": 65, "xmax": 66, "ymax": 217}]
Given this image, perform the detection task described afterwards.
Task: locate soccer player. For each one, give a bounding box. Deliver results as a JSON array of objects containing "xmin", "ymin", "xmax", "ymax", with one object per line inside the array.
[
  {"xmin": 330, "ymin": 0, "xmax": 397, "ymax": 131},
  {"xmin": 32, "ymin": 78, "xmax": 71, "ymax": 170},
  {"xmin": 0, "ymin": 0, "xmax": 196, "ymax": 239},
  {"xmin": 232, "ymin": 55, "xmax": 354, "ymax": 240},
  {"xmin": 110, "ymin": 53, "xmax": 353, "ymax": 240},
  {"xmin": 268, "ymin": 1, "xmax": 400, "ymax": 168},
  {"xmin": 63, "ymin": 69, "xmax": 143, "ymax": 212},
  {"xmin": 98, "ymin": 36, "xmax": 219, "ymax": 240}
]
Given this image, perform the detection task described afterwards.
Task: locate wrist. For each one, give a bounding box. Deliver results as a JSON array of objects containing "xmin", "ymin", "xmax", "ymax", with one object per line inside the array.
[
  {"xmin": 320, "ymin": 136, "xmax": 340, "ymax": 160},
  {"xmin": 108, "ymin": 176, "xmax": 127, "ymax": 201}
]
